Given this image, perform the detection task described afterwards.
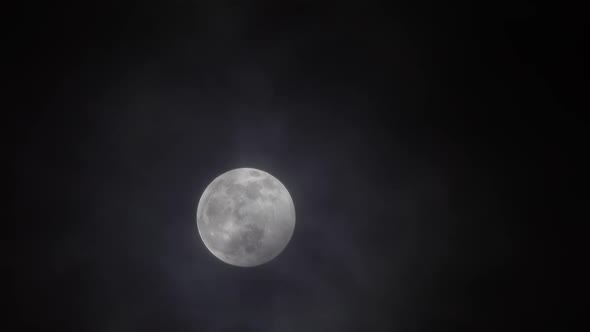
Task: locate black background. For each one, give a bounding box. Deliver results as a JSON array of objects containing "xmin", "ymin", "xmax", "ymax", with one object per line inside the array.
[{"xmin": 7, "ymin": 1, "xmax": 580, "ymax": 331}]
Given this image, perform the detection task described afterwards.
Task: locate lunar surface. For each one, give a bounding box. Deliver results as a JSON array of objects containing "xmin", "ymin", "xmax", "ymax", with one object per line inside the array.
[{"xmin": 196, "ymin": 168, "xmax": 295, "ymax": 267}]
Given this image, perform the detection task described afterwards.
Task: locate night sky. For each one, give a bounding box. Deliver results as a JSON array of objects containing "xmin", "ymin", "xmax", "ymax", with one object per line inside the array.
[{"xmin": 8, "ymin": 2, "xmax": 579, "ymax": 331}]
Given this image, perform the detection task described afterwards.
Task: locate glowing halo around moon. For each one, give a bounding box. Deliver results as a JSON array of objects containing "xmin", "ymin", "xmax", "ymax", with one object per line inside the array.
[{"xmin": 196, "ymin": 168, "xmax": 295, "ymax": 267}]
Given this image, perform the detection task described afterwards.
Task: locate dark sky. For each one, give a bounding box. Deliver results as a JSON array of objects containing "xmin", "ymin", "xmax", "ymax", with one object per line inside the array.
[{"xmin": 7, "ymin": 1, "xmax": 579, "ymax": 331}]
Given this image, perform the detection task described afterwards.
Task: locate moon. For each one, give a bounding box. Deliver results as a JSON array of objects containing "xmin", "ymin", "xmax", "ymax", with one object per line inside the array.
[{"xmin": 196, "ymin": 168, "xmax": 296, "ymax": 267}]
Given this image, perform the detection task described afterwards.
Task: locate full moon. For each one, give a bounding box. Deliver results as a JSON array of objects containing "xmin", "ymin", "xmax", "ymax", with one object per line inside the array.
[{"xmin": 196, "ymin": 168, "xmax": 296, "ymax": 267}]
